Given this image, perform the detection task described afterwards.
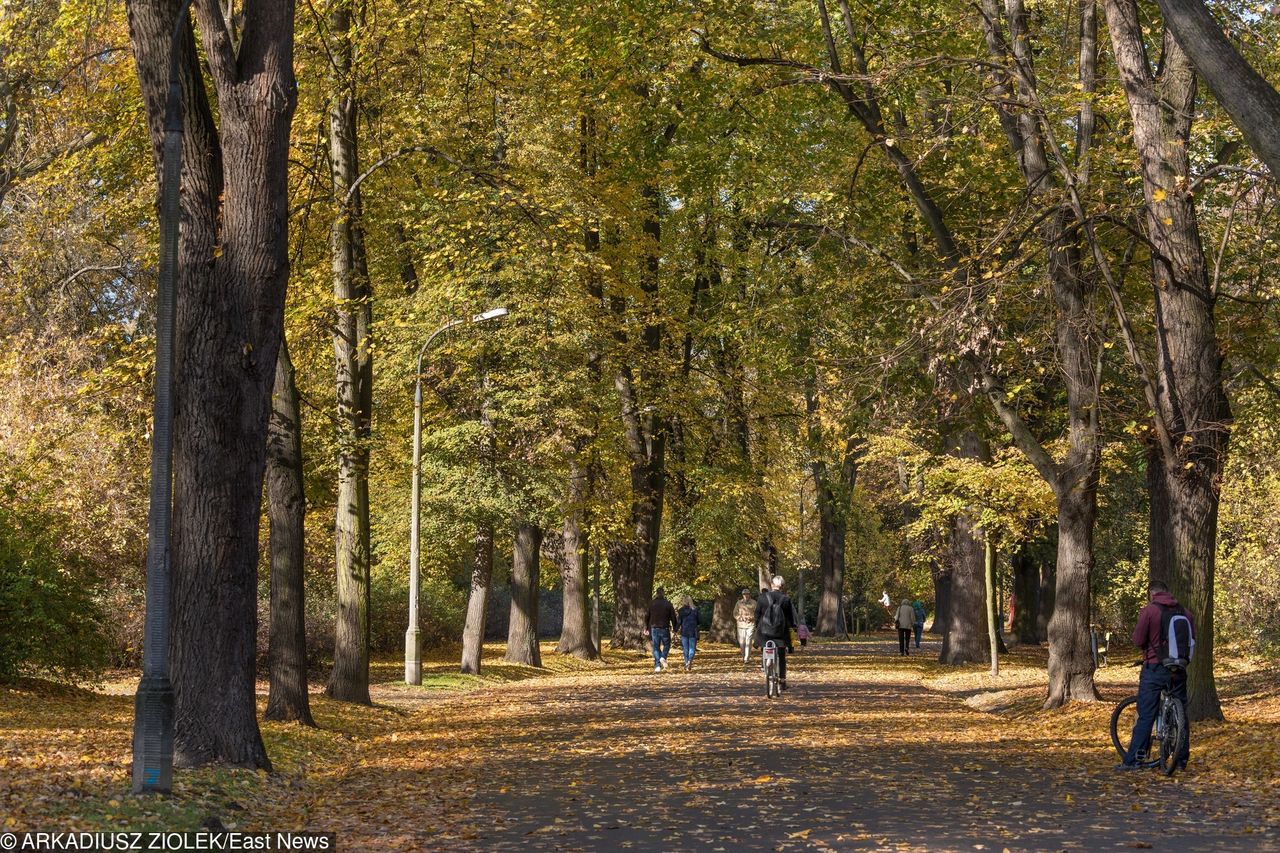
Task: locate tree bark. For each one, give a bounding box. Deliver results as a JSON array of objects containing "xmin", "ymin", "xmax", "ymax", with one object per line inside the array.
[
  {"xmin": 265, "ymin": 341, "xmax": 314, "ymax": 726},
  {"xmin": 1105, "ymin": 0, "xmax": 1229, "ymax": 720},
  {"xmin": 985, "ymin": 537, "xmax": 999, "ymax": 676},
  {"xmin": 709, "ymin": 587, "xmax": 737, "ymax": 643},
  {"xmin": 128, "ymin": 0, "xmax": 296, "ymax": 769},
  {"xmin": 460, "ymin": 523, "xmax": 494, "ymax": 675},
  {"xmin": 1152, "ymin": 0, "xmax": 1280, "ymax": 178},
  {"xmin": 325, "ymin": 0, "xmax": 372, "ymax": 706},
  {"xmin": 1037, "ymin": 547, "xmax": 1056, "ymax": 643},
  {"xmin": 1010, "ymin": 543, "xmax": 1041, "ymax": 645},
  {"xmin": 931, "ymin": 568, "xmax": 952, "ymax": 636},
  {"xmin": 505, "ymin": 522, "xmax": 543, "ymax": 666},
  {"xmin": 940, "ymin": 431, "xmax": 988, "ymax": 665},
  {"xmin": 555, "ymin": 453, "xmax": 597, "ymax": 659}
]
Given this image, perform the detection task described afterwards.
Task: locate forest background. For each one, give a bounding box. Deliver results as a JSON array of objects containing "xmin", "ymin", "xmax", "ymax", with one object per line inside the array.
[{"xmin": 1, "ymin": 0, "xmax": 1278, "ymax": 755}]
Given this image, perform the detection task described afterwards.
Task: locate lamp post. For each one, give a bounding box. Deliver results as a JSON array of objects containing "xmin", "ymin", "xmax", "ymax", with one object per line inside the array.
[
  {"xmin": 132, "ymin": 0, "xmax": 193, "ymax": 795},
  {"xmin": 406, "ymin": 307, "xmax": 509, "ymax": 684}
]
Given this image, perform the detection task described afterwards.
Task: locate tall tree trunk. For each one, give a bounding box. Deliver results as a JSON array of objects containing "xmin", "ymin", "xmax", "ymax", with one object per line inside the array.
[
  {"xmin": 505, "ymin": 523, "xmax": 543, "ymax": 666},
  {"xmin": 709, "ymin": 587, "xmax": 737, "ymax": 643},
  {"xmin": 1105, "ymin": 0, "xmax": 1229, "ymax": 720},
  {"xmin": 460, "ymin": 523, "xmax": 494, "ymax": 675},
  {"xmin": 1010, "ymin": 543, "xmax": 1041, "ymax": 645},
  {"xmin": 1037, "ymin": 547, "xmax": 1056, "ymax": 643},
  {"xmin": 940, "ymin": 431, "xmax": 988, "ymax": 664},
  {"xmin": 555, "ymin": 453, "xmax": 597, "ymax": 659},
  {"xmin": 128, "ymin": 0, "xmax": 296, "ymax": 769},
  {"xmin": 325, "ymin": 0, "xmax": 372, "ymax": 706},
  {"xmin": 1145, "ymin": 440, "xmax": 1176, "ymax": 585},
  {"xmin": 931, "ymin": 568, "xmax": 952, "ymax": 636},
  {"xmin": 1151, "ymin": 0, "xmax": 1280, "ymax": 178},
  {"xmin": 976, "ymin": 0, "xmax": 1102, "ymax": 706},
  {"xmin": 265, "ymin": 341, "xmax": 314, "ymax": 726}
]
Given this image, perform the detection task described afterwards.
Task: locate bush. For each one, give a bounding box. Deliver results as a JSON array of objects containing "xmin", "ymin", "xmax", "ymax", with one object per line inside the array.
[{"xmin": 0, "ymin": 471, "xmax": 108, "ymax": 682}]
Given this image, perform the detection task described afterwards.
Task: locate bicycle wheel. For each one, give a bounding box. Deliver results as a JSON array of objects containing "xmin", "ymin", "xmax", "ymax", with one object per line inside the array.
[
  {"xmin": 1110, "ymin": 695, "xmax": 1140, "ymax": 760},
  {"xmin": 1157, "ymin": 698, "xmax": 1186, "ymax": 776}
]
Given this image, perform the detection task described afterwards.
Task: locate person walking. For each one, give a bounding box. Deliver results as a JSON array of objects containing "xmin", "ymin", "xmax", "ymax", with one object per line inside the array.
[
  {"xmin": 1118, "ymin": 580, "xmax": 1194, "ymax": 770},
  {"xmin": 755, "ymin": 576, "xmax": 798, "ymax": 689},
  {"xmin": 647, "ymin": 588, "xmax": 678, "ymax": 673},
  {"xmin": 733, "ymin": 588, "xmax": 756, "ymax": 664},
  {"xmin": 912, "ymin": 599, "xmax": 926, "ymax": 649},
  {"xmin": 895, "ymin": 599, "xmax": 915, "ymax": 656},
  {"xmin": 677, "ymin": 595, "xmax": 699, "ymax": 671}
]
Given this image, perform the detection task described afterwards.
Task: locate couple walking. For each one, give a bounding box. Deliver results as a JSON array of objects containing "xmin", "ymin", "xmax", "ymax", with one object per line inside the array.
[
  {"xmin": 895, "ymin": 598, "xmax": 926, "ymax": 655},
  {"xmin": 647, "ymin": 588, "xmax": 700, "ymax": 672}
]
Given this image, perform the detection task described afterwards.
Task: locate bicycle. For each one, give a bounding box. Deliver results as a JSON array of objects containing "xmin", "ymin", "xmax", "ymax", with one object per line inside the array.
[
  {"xmin": 762, "ymin": 640, "xmax": 781, "ymax": 698},
  {"xmin": 1109, "ymin": 662, "xmax": 1188, "ymax": 776}
]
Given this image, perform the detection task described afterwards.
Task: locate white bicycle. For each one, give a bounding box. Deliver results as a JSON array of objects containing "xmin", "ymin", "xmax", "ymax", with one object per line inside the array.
[{"xmin": 762, "ymin": 640, "xmax": 781, "ymax": 698}]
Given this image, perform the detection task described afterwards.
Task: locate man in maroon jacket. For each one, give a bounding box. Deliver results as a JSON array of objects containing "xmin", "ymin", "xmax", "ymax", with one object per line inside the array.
[{"xmin": 1118, "ymin": 580, "xmax": 1194, "ymax": 769}]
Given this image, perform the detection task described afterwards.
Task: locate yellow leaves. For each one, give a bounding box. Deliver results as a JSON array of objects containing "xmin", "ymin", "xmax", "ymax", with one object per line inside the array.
[
  {"xmin": 753, "ymin": 774, "xmax": 773, "ymax": 783},
  {"xmin": 787, "ymin": 828, "xmax": 812, "ymax": 839},
  {"xmin": 1152, "ymin": 188, "xmax": 1167, "ymax": 203}
]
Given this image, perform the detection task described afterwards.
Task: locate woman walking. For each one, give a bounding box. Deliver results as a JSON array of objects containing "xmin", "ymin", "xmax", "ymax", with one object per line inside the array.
[
  {"xmin": 677, "ymin": 596, "xmax": 700, "ymax": 671},
  {"xmin": 895, "ymin": 599, "xmax": 915, "ymax": 656}
]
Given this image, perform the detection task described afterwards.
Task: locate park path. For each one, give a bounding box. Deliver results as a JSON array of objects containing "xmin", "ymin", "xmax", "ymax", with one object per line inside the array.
[{"xmin": 409, "ymin": 637, "xmax": 1276, "ymax": 853}]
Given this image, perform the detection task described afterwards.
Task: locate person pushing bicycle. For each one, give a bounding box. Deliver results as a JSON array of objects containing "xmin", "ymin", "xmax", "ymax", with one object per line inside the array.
[
  {"xmin": 755, "ymin": 576, "xmax": 797, "ymax": 690},
  {"xmin": 1117, "ymin": 580, "xmax": 1194, "ymax": 771}
]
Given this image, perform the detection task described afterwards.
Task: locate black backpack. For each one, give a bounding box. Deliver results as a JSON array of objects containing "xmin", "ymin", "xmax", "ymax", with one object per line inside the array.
[
  {"xmin": 1157, "ymin": 603, "xmax": 1195, "ymax": 670},
  {"xmin": 758, "ymin": 592, "xmax": 787, "ymax": 638}
]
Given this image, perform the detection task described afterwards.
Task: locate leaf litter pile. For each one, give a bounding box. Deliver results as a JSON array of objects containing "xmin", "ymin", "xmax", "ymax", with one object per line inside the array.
[{"xmin": 1, "ymin": 638, "xmax": 1277, "ymax": 851}]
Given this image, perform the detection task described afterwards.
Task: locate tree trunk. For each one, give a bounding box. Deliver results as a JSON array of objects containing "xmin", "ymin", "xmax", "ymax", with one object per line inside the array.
[
  {"xmin": 265, "ymin": 341, "xmax": 314, "ymax": 726},
  {"xmin": 128, "ymin": 0, "xmax": 296, "ymax": 770},
  {"xmin": 608, "ymin": 541, "xmax": 648, "ymax": 650},
  {"xmin": 1152, "ymin": 0, "xmax": 1280, "ymax": 178},
  {"xmin": 1010, "ymin": 544, "xmax": 1041, "ymax": 645},
  {"xmin": 1105, "ymin": 0, "xmax": 1229, "ymax": 720},
  {"xmin": 940, "ymin": 432, "xmax": 988, "ymax": 665},
  {"xmin": 985, "ymin": 537, "xmax": 999, "ymax": 676},
  {"xmin": 1044, "ymin": 484, "xmax": 1099, "ymax": 706},
  {"xmin": 505, "ymin": 522, "xmax": 543, "ymax": 666},
  {"xmin": 931, "ymin": 568, "xmax": 951, "ymax": 636},
  {"xmin": 1037, "ymin": 550, "xmax": 1056, "ymax": 643},
  {"xmin": 709, "ymin": 587, "xmax": 737, "ymax": 643},
  {"xmin": 1145, "ymin": 440, "xmax": 1176, "ymax": 586},
  {"xmin": 555, "ymin": 455, "xmax": 597, "ymax": 659},
  {"xmin": 460, "ymin": 523, "xmax": 494, "ymax": 675},
  {"xmin": 978, "ymin": 0, "xmax": 1101, "ymax": 706}
]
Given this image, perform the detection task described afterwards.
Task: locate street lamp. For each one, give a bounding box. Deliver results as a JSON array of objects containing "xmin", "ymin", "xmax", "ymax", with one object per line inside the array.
[
  {"xmin": 405, "ymin": 307, "xmax": 509, "ymax": 684},
  {"xmin": 132, "ymin": 0, "xmax": 193, "ymax": 795}
]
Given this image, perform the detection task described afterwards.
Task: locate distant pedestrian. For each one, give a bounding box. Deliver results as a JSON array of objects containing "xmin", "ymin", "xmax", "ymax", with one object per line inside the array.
[
  {"xmin": 647, "ymin": 588, "xmax": 678, "ymax": 672},
  {"xmin": 734, "ymin": 588, "xmax": 756, "ymax": 664},
  {"xmin": 912, "ymin": 599, "xmax": 926, "ymax": 649},
  {"xmin": 895, "ymin": 599, "xmax": 915, "ymax": 656},
  {"xmin": 677, "ymin": 595, "xmax": 699, "ymax": 671},
  {"xmin": 796, "ymin": 621, "xmax": 810, "ymax": 648}
]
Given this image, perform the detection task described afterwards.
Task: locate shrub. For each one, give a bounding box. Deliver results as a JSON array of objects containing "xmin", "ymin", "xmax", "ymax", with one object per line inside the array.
[{"xmin": 0, "ymin": 470, "xmax": 108, "ymax": 682}]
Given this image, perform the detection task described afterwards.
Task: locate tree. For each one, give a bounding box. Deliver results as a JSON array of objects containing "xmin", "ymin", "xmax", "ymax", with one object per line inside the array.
[
  {"xmin": 324, "ymin": 0, "xmax": 373, "ymax": 707},
  {"xmin": 1104, "ymin": 0, "xmax": 1229, "ymax": 721},
  {"xmin": 127, "ymin": 0, "xmax": 296, "ymax": 768},
  {"xmin": 1152, "ymin": 0, "xmax": 1280, "ymax": 179},
  {"xmin": 504, "ymin": 522, "xmax": 543, "ymax": 666},
  {"xmin": 265, "ymin": 341, "xmax": 315, "ymax": 726}
]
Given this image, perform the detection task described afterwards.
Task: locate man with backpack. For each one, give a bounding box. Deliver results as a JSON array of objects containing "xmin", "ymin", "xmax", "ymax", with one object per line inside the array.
[
  {"xmin": 1118, "ymin": 580, "xmax": 1195, "ymax": 770},
  {"xmin": 755, "ymin": 576, "xmax": 798, "ymax": 690}
]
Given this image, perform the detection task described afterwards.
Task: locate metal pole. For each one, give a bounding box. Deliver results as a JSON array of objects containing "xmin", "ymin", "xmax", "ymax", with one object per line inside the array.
[
  {"xmin": 132, "ymin": 0, "xmax": 192, "ymax": 795},
  {"xmin": 405, "ymin": 308, "xmax": 508, "ymax": 685},
  {"xmin": 404, "ymin": 373, "xmax": 423, "ymax": 684}
]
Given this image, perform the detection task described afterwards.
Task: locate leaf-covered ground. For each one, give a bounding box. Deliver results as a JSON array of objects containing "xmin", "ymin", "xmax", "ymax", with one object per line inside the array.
[{"xmin": 2, "ymin": 636, "xmax": 1278, "ymax": 851}]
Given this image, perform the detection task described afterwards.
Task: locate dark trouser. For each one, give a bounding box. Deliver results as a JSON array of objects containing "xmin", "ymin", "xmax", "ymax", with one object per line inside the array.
[
  {"xmin": 898, "ymin": 628, "xmax": 911, "ymax": 655},
  {"xmin": 760, "ymin": 637, "xmax": 788, "ymax": 681},
  {"xmin": 1124, "ymin": 663, "xmax": 1190, "ymax": 765},
  {"xmin": 913, "ymin": 623, "xmax": 923, "ymax": 648}
]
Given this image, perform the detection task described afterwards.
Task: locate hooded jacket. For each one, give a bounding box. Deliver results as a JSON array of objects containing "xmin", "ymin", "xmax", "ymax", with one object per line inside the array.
[
  {"xmin": 895, "ymin": 601, "xmax": 915, "ymax": 630},
  {"xmin": 1133, "ymin": 590, "xmax": 1195, "ymax": 665}
]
